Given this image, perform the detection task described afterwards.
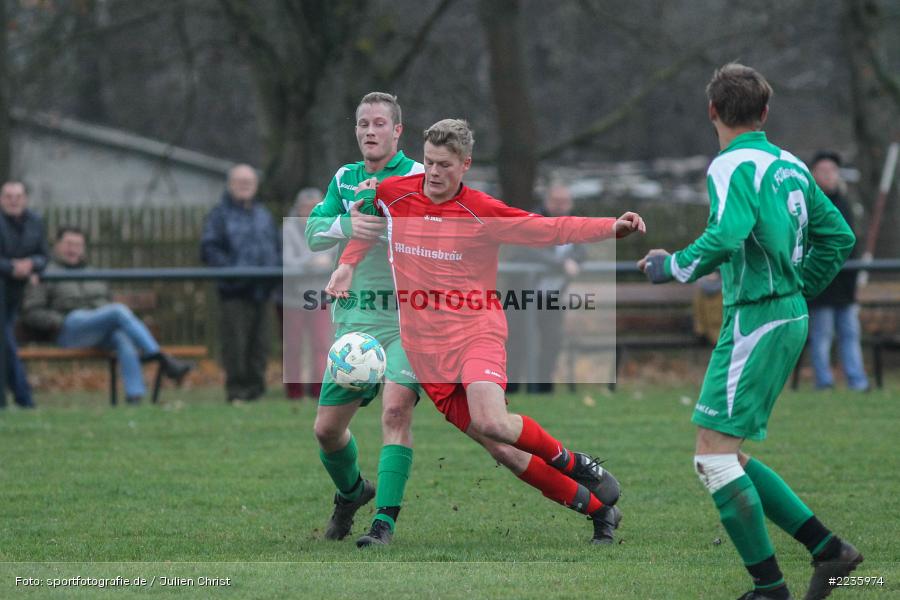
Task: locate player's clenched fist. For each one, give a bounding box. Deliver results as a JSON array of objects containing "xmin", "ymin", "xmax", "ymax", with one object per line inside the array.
[
  {"xmin": 357, "ymin": 177, "xmax": 377, "ymax": 192},
  {"xmin": 637, "ymin": 248, "xmax": 673, "ymax": 284},
  {"xmin": 613, "ymin": 212, "xmax": 646, "ymax": 238},
  {"xmin": 349, "ymin": 199, "xmax": 385, "ymax": 240}
]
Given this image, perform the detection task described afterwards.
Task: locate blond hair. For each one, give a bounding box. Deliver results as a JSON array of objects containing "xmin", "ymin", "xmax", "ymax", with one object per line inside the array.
[
  {"xmin": 423, "ymin": 119, "xmax": 474, "ymax": 159},
  {"xmin": 356, "ymin": 92, "xmax": 402, "ymax": 125}
]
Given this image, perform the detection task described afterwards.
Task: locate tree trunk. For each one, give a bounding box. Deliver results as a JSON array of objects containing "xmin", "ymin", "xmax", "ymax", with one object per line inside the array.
[
  {"xmin": 843, "ymin": 0, "xmax": 900, "ymax": 257},
  {"xmin": 255, "ymin": 82, "xmax": 309, "ymax": 215},
  {"xmin": 0, "ymin": 0, "xmax": 10, "ymax": 182},
  {"xmin": 479, "ymin": 0, "xmax": 537, "ymax": 209}
]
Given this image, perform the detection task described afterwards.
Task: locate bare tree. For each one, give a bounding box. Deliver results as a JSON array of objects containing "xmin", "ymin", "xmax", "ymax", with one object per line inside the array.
[
  {"xmin": 216, "ymin": 0, "xmax": 457, "ymax": 211},
  {"xmin": 0, "ymin": 0, "xmax": 9, "ymax": 182},
  {"xmin": 844, "ymin": 0, "xmax": 900, "ymax": 257},
  {"xmin": 215, "ymin": 0, "xmax": 368, "ymax": 209},
  {"xmin": 478, "ymin": 0, "xmax": 536, "ymax": 208}
]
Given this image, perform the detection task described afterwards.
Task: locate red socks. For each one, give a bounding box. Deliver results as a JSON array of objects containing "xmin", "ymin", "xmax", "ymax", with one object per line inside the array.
[
  {"xmin": 515, "ymin": 415, "xmax": 572, "ymax": 468},
  {"xmin": 518, "ymin": 455, "xmax": 603, "ymax": 515}
]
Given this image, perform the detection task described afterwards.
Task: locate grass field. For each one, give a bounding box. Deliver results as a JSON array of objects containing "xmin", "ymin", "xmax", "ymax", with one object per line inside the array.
[{"xmin": 0, "ymin": 381, "xmax": 897, "ymax": 599}]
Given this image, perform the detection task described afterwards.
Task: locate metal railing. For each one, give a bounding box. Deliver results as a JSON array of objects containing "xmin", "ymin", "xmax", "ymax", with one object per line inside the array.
[{"xmin": 3, "ymin": 258, "xmax": 899, "ymax": 403}]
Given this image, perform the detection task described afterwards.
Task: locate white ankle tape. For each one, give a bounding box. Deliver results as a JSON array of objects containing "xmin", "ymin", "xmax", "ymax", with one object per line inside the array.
[{"xmin": 694, "ymin": 454, "xmax": 744, "ymax": 494}]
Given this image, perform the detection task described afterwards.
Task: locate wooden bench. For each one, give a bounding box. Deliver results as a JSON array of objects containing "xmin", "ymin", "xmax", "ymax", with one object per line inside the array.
[
  {"xmin": 871, "ymin": 335, "xmax": 900, "ymax": 388},
  {"xmin": 790, "ymin": 283, "xmax": 900, "ymax": 390},
  {"xmin": 18, "ymin": 345, "xmax": 207, "ymax": 405},
  {"xmin": 565, "ymin": 281, "xmax": 900, "ymax": 391},
  {"xmin": 564, "ymin": 283, "xmax": 707, "ymax": 391},
  {"xmin": 16, "ymin": 290, "xmax": 207, "ymax": 405}
]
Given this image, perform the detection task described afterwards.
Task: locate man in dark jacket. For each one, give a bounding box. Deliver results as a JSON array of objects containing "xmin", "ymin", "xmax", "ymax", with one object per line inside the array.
[
  {"xmin": 21, "ymin": 227, "xmax": 192, "ymax": 404},
  {"xmin": 0, "ymin": 181, "xmax": 47, "ymax": 408},
  {"xmin": 807, "ymin": 151, "xmax": 869, "ymax": 391},
  {"xmin": 506, "ymin": 182, "xmax": 587, "ymax": 393},
  {"xmin": 201, "ymin": 164, "xmax": 281, "ymax": 402}
]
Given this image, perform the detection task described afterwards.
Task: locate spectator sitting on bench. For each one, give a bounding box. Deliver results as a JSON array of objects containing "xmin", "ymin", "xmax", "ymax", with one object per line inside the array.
[{"xmin": 20, "ymin": 226, "xmax": 193, "ymax": 404}]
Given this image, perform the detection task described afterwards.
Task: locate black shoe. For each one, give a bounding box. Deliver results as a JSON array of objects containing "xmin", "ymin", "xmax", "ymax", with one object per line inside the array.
[
  {"xmin": 590, "ymin": 504, "xmax": 622, "ymax": 544},
  {"xmin": 126, "ymin": 395, "xmax": 142, "ymax": 405},
  {"xmin": 736, "ymin": 588, "xmax": 793, "ymax": 600},
  {"xmin": 324, "ymin": 479, "xmax": 376, "ymax": 541},
  {"xmin": 570, "ymin": 453, "xmax": 621, "ymax": 506},
  {"xmin": 804, "ymin": 539, "xmax": 863, "ymax": 600},
  {"xmin": 356, "ymin": 518, "xmax": 393, "ymax": 548},
  {"xmin": 160, "ymin": 354, "xmax": 193, "ymax": 385}
]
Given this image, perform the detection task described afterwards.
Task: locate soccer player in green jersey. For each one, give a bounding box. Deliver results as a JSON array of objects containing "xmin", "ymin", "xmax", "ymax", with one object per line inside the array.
[
  {"xmin": 304, "ymin": 92, "xmax": 424, "ymax": 547},
  {"xmin": 639, "ymin": 64, "xmax": 861, "ymax": 600}
]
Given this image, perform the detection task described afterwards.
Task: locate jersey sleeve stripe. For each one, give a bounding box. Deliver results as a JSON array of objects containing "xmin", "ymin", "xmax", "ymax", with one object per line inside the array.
[
  {"xmin": 314, "ymin": 216, "xmax": 346, "ymax": 240},
  {"xmin": 670, "ymin": 254, "xmax": 701, "ymax": 283}
]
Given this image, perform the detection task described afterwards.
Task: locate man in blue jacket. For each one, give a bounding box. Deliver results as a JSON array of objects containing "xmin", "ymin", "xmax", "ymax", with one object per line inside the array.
[
  {"xmin": 0, "ymin": 181, "xmax": 48, "ymax": 408},
  {"xmin": 201, "ymin": 165, "xmax": 281, "ymax": 402}
]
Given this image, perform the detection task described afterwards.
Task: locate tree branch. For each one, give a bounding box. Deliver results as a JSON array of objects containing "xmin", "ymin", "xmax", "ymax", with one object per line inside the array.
[
  {"xmin": 379, "ymin": 0, "xmax": 457, "ymax": 84},
  {"xmin": 866, "ymin": 44, "xmax": 900, "ymax": 109},
  {"xmin": 216, "ymin": 0, "xmax": 285, "ymax": 78},
  {"xmin": 8, "ymin": 2, "xmax": 177, "ymax": 52},
  {"xmin": 537, "ymin": 48, "xmax": 703, "ymax": 160},
  {"xmin": 537, "ymin": 2, "xmax": 818, "ymax": 160}
]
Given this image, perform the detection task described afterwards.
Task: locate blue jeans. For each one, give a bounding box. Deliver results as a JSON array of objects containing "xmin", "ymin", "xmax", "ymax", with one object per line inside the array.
[
  {"xmin": 57, "ymin": 303, "xmax": 160, "ymax": 398},
  {"xmin": 808, "ymin": 304, "xmax": 869, "ymax": 390},
  {"xmin": 4, "ymin": 306, "xmax": 34, "ymax": 407}
]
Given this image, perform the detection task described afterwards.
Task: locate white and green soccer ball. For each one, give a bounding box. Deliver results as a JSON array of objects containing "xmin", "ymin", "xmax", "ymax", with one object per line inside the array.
[{"xmin": 327, "ymin": 332, "xmax": 386, "ymax": 391}]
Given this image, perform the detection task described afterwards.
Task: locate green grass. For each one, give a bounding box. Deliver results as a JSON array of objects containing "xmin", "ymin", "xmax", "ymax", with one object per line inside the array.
[{"xmin": 0, "ymin": 382, "xmax": 897, "ymax": 599}]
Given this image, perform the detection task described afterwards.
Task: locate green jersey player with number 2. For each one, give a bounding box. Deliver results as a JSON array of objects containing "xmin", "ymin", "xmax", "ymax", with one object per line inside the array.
[{"xmin": 639, "ymin": 64, "xmax": 860, "ymax": 600}]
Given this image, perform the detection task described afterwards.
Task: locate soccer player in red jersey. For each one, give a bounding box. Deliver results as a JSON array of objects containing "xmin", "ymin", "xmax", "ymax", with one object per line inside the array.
[{"xmin": 327, "ymin": 119, "xmax": 645, "ymax": 543}]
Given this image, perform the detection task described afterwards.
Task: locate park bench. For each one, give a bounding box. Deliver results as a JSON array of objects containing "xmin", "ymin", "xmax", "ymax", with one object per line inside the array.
[
  {"xmin": 563, "ymin": 282, "xmax": 708, "ymax": 391},
  {"xmin": 790, "ymin": 282, "xmax": 900, "ymax": 390},
  {"xmin": 565, "ymin": 281, "xmax": 900, "ymax": 391},
  {"xmin": 18, "ymin": 345, "xmax": 207, "ymax": 405},
  {"xmin": 15, "ymin": 291, "xmax": 208, "ymax": 405}
]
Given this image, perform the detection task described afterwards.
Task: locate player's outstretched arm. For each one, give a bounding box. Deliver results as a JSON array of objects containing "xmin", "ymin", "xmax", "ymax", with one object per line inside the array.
[
  {"xmin": 325, "ymin": 263, "xmax": 355, "ymax": 299},
  {"xmin": 656, "ymin": 164, "xmax": 758, "ymax": 284},
  {"xmin": 488, "ymin": 203, "xmax": 646, "ymax": 245}
]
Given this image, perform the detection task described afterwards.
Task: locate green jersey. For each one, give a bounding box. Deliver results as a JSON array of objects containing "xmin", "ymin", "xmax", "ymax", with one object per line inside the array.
[
  {"xmin": 305, "ymin": 150, "xmax": 423, "ymax": 326},
  {"xmin": 665, "ymin": 132, "xmax": 855, "ymax": 306}
]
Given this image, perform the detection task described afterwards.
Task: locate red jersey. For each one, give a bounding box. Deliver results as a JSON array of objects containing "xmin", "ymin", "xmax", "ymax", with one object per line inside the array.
[{"xmin": 341, "ymin": 173, "xmax": 617, "ymax": 352}]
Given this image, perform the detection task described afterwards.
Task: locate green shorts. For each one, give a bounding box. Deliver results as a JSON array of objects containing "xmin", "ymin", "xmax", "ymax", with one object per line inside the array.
[
  {"xmin": 692, "ymin": 293, "xmax": 808, "ymax": 441},
  {"xmin": 318, "ymin": 323, "xmax": 420, "ymax": 407}
]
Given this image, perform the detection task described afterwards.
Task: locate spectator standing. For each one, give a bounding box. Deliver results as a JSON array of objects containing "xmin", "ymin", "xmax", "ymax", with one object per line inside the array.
[
  {"xmin": 201, "ymin": 164, "xmax": 281, "ymax": 402},
  {"xmin": 279, "ymin": 188, "xmax": 334, "ymax": 399},
  {"xmin": 0, "ymin": 181, "xmax": 47, "ymax": 408},
  {"xmin": 21, "ymin": 227, "xmax": 192, "ymax": 404},
  {"xmin": 507, "ymin": 182, "xmax": 586, "ymax": 393},
  {"xmin": 807, "ymin": 151, "xmax": 869, "ymax": 391}
]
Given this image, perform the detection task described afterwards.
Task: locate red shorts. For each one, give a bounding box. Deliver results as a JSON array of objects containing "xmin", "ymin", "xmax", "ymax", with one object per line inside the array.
[{"xmin": 405, "ymin": 335, "xmax": 507, "ymax": 432}]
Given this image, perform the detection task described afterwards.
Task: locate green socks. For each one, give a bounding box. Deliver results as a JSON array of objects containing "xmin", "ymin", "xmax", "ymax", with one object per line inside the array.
[
  {"xmin": 713, "ymin": 475, "xmax": 775, "ymax": 567},
  {"xmin": 320, "ymin": 440, "xmax": 413, "ymax": 532},
  {"xmin": 320, "ymin": 435, "xmax": 363, "ymax": 501},
  {"xmin": 373, "ymin": 444, "xmax": 413, "ymax": 531},
  {"xmin": 745, "ymin": 457, "xmax": 834, "ymax": 556},
  {"xmin": 743, "ymin": 457, "xmax": 814, "ymax": 535}
]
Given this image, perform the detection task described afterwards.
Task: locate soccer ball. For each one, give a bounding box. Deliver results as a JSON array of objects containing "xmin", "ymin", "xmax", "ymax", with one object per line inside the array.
[{"xmin": 327, "ymin": 332, "xmax": 387, "ymax": 391}]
